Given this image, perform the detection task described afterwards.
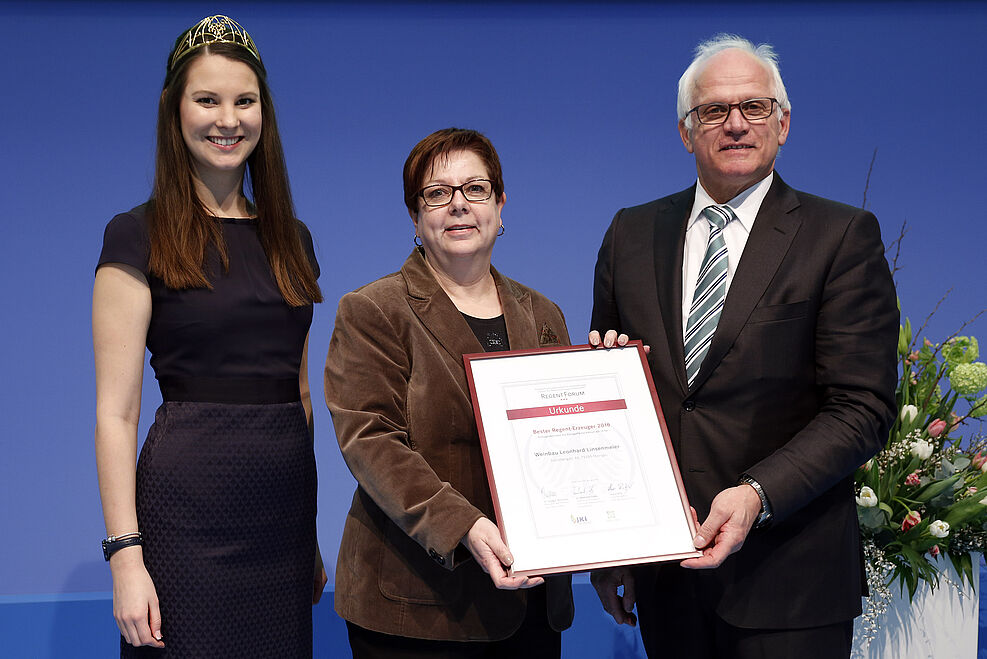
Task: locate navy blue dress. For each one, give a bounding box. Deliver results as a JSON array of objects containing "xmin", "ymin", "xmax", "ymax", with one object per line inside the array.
[{"xmin": 98, "ymin": 205, "xmax": 319, "ymax": 658}]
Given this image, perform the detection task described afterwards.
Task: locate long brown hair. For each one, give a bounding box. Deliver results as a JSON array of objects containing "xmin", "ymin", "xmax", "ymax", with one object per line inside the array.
[{"xmin": 147, "ymin": 41, "xmax": 321, "ymax": 306}]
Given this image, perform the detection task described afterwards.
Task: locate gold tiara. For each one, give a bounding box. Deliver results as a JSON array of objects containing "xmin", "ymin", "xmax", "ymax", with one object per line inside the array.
[{"xmin": 168, "ymin": 15, "xmax": 261, "ymax": 72}]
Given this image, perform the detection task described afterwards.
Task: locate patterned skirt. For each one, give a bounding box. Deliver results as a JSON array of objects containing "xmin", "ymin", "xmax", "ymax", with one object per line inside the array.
[{"xmin": 121, "ymin": 390, "xmax": 317, "ymax": 658}]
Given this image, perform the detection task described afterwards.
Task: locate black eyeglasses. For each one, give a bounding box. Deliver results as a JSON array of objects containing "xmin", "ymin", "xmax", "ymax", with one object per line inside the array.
[
  {"xmin": 688, "ymin": 97, "xmax": 778, "ymax": 125},
  {"xmin": 418, "ymin": 179, "xmax": 494, "ymax": 207}
]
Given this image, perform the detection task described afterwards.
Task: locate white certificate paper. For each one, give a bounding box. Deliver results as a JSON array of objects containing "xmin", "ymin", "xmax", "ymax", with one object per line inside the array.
[{"xmin": 465, "ymin": 342, "xmax": 701, "ymax": 576}]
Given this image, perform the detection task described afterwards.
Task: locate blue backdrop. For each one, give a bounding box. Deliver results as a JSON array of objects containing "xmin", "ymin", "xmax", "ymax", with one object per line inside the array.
[{"xmin": 1, "ymin": 1, "xmax": 985, "ymax": 656}]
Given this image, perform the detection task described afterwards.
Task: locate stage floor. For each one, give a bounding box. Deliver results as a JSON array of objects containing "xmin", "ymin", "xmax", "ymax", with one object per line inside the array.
[{"xmin": 2, "ymin": 572, "xmax": 985, "ymax": 658}]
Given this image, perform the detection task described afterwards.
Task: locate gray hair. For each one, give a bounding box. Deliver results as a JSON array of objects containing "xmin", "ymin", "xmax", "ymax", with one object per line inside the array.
[{"xmin": 677, "ymin": 34, "xmax": 791, "ymax": 129}]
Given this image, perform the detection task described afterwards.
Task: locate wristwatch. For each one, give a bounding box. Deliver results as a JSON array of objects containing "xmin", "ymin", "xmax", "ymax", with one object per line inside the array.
[
  {"xmin": 739, "ymin": 474, "xmax": 773, "ymax": 528},
  {"xmin": 102, "ymin": 532, "xmax": 143, "ymax": 561}
]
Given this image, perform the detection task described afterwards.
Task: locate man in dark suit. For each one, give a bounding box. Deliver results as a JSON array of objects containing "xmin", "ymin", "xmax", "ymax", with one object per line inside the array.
[{"xmin": 589, "ymin": 35, "xmax": 898, "ymax": 658}]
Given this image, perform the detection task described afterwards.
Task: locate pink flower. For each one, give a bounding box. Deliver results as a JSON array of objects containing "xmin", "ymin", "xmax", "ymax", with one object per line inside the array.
[
  {"xmin": 930, "ymin": 544, "xmax": 940, "ymax": 557},
  {"xmin": 969, "ymin": 487, "xmax": 979, "ymax": 496},
  {"xmin": 927, "ymin": 419, "xmax": 947, "ymax": 438},
  {"xmin": 909, "ymin": 351, "xmax": 920, "ymax": 362},
  {"xmin": 975, "ymin": 453, "xmax": 987, "ymax": 472},
  {"xmin": 925, "ymin": 338, "xmax": 934, "ymax": 348},
  {"xmin": 902, "ymin": 510, "xmax": 921, "ymax": 531},
  {"xmin": 905, "ymin": 471, "xmax": 921, "ymax": 486}
]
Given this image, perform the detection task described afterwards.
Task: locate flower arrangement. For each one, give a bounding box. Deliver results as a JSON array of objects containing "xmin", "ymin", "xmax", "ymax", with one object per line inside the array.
[{"xmin": 855, "ymin": 314, "xmax": 987, "ymax": 601}]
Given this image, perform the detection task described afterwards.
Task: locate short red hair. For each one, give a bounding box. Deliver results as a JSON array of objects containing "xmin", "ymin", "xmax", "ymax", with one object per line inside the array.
[{"xmin": 403, "ymin": 128, "xmax": 504, "ymax": 214}]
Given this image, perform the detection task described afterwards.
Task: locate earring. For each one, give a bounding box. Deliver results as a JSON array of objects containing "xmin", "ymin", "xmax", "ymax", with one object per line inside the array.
[
  {"xmin": 414, "ymin": 235, "xmax": 423, "ymax": 247},
  {"xmin": 497, "ymin": 224, "xmax": 505, "ymax": 236}
]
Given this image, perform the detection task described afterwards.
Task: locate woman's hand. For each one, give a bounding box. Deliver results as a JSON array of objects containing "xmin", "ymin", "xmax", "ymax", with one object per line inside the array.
[
  {"xmin": 313, "ymin": 543, "xmax": 328, "ymax": 604},
  {"xmin": 110, "ymin": 547, "xmax": 164, "ymax": 648},
  {"xmin": 462, "ymin": 518, "xmax": 544, "ymax": 590},
  {"xmin": 588, "ymin": 330, "xmax": 650, "ymax": 354}
]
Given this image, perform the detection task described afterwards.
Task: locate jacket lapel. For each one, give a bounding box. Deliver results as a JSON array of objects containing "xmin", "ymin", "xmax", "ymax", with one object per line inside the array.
[
  {"xmin": 495, "ymin": 271, "xmax": 538, "ymax": 350},
  {"xmin": 403, "ymin": 249, "xmax": 484, "ymax": 363},
  {"xmin": 402, "ymin": 249, "xmax": 534, "ymax": 361},
  {"xmin": 654, "ymin": 187, "xmax": 694, "ymax": 395},
  {"xmin": 689, "ymin": 174, "xmax": 802, "ymax": 391}
]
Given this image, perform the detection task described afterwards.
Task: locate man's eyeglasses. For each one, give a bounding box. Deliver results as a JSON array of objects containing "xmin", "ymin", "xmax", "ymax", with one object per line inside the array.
[
  {"xmin": 418, "ymin": 179, "xmax": 494, "ymax": 207},
  {"xmin": 688, "ymin": 98, "xmax": 778, "ymax": 125}
]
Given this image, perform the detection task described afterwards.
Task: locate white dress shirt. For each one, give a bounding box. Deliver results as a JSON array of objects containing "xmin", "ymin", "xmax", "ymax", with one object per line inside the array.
[{"xmin": 681, "ymin": 172, "xmax": 775, "ymax": 338}]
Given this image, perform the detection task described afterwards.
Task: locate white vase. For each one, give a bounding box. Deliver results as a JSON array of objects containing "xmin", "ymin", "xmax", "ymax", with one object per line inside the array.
[{"xmin": 851, "ymin": 554, "xmax": 981, "ymax": 659}]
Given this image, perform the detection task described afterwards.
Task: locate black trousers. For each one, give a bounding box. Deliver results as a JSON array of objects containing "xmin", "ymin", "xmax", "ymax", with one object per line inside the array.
[
  {"xmin": 346, "ymin": 585, "xmax": 560, "ymax": 659},
  {"xmin": 636, "ymin": 567, "xmax": 852, "ymax": 659}
]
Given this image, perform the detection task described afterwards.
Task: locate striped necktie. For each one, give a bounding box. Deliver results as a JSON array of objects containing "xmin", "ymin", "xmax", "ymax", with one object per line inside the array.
[{"xmin": 684, "ymin": 205, "xmax": 736, "ymax": 387}]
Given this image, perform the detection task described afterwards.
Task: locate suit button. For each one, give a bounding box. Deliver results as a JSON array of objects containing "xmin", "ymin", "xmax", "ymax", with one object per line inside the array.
[
  {"xmin": 682, "ymin": 400, "xmax": 695, "ymax": 412},
  {"xmin": 428, "ymin": 548, "xmax": 446, "ymax": 565}
]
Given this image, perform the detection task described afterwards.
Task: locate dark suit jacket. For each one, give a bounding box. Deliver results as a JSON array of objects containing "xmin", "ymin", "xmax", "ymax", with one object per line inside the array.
[
  {"xmin": 591, "ymin": 174, "xmax": 898, "ymax": 628},
  {"xmin": 325, "ymin": 248, "xmax": 574, "ymax": 640}
]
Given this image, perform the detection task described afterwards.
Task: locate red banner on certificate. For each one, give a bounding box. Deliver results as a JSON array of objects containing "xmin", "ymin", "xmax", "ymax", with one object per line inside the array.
[{"xmin": 505, "ymin": 398, "xmax": 627, "ymax": 420}]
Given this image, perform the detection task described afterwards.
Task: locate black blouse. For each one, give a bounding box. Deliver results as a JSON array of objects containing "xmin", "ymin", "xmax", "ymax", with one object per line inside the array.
[
  {"xmin": 462, "ymin": 313, "xmax": 510, "ymax": 352},
  {"xmin": 96, "ymin": 204, "xmax": 319, "ymax": 382}
]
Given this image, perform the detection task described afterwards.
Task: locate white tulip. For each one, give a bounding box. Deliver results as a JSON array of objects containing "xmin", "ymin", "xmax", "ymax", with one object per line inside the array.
[
  {"xmin": 900, "ymin": 404, "xmax": 919, "ymax": 423},
  {"xmin": 929, "ymin": 520, "xmax": 950, "ymax": 538},
  {"xmin": 911, "ymin": 439, "xmax": 933, "ymax": 459},
  {"xmin": 856, "ymin": 486, "xmax": 879, "ymax": 508}
]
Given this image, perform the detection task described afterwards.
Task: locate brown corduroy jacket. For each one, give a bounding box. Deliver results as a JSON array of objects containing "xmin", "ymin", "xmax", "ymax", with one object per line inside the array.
[{"xmin": 324, "ymin": 249, "xmax": 574, "ymax": 640}]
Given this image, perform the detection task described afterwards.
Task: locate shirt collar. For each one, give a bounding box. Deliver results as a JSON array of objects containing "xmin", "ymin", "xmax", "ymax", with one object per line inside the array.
[{"xmin": 687, "ymin": 171, "xmax": 775, "ymax": 233}]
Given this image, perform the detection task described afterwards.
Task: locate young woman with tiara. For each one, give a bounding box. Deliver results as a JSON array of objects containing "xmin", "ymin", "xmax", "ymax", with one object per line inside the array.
[{"xmin": 93, "ymin": 15, "xmax": 325, "ymax": 656}]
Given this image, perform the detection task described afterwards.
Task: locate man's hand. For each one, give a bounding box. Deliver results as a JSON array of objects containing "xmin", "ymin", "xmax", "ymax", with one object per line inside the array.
[
  {"xmin": 680, "ymin": 484, "xmax": 762, "ymax": 569},
  {"xmin": 590, "ymin": 567, "xmax": 638, "ymax": 626},
  {"xmin": 463, "ymin": 517, "xmax": 544, "ymax": 590},
  {"xmin": 588, "ymin": 330, "xmax": 650, "ymax": 354}
]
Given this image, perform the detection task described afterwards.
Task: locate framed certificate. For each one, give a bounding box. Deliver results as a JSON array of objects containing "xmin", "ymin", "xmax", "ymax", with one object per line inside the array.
[{"xmin": 464, "ymin": 342, "xmax": 701, "ymax": 577}]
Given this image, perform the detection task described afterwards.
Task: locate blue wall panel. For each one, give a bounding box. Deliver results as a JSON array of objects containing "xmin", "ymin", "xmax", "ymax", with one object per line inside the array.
[{"xmin": 0, "ymin": 0, "xmax": 985, "ymax": 653}]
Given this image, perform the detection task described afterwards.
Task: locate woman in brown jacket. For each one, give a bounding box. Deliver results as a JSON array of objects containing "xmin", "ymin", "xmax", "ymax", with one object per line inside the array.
[{"xmin": 324, "ymin": 128, "xmax": 573, "ymax": 657}]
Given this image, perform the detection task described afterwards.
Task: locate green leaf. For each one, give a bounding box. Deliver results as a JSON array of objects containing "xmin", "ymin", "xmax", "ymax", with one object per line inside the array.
[
  {"xmin": 900, "ymin": 520, "xmax": 932, "ymax": 543},
  {"xmin": 943, "ymin": 498, "xmax": 987, "ymax": 528},
  {"xmin": 858, "ymin": 506, "xmax": 887, "ymax": 529},
  {"xmin": 914, "ymin": 535, "xmax": 942, "ymax": 552},
  {"xmin": 945, "ymin": 551, "xmax": 977, "ymax": 591},
  {"xmin": 959, "ymin": 552, "xmax": 974, "ymax": 589},
  {"xmin": 899, "ymin": 544, "xmax": 925, "ymax": 565},
  {"xmin": 929, "ymin": 490, "xmax": 957, "ymax": 510},
  {"xmin": 906, "ymin": 566, "xmax": 918, "ymax": 600},
  {"xmin": 947, "ymin": 551, "xmax": 965, "ymax": 582},
  {"xmin": 964, "ymin": 556, "xmax": 975, "ymax": 587},
  {"xmin": 913, "ymin": 474, "xmax": 962, "ymax": 502},
  {"xmin": 866, "ymin": 463, "xmax": 881, "ymax": 492}
]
